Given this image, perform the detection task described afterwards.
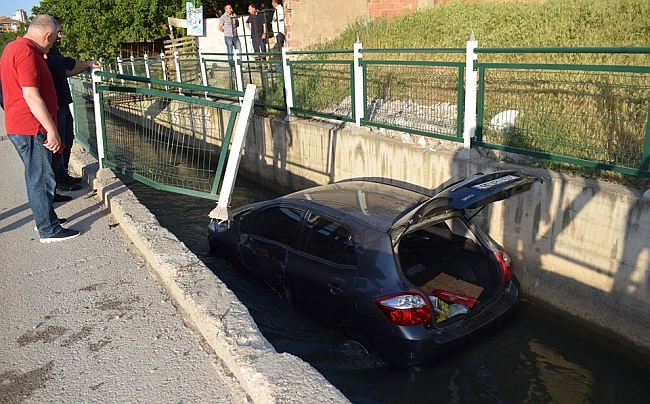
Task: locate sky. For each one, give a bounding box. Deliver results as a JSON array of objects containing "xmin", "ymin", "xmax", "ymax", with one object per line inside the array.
[{"xmin": 0, "ymin": 0, "xmax": 39, "ymax": 20}]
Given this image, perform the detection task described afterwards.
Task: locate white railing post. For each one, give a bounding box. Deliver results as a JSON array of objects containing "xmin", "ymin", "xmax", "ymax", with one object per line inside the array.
[
  {"xmin": 117, "ymin": 56, "xmax": 124, "ymax": 84},
  {"xmin": 282, "ymin": 47, "xmax": 296, "ymax": 121},
  {"xmin": 234, "ymin": 49, "xmax": 244, "ymax": 97},
  {"xmin": 160, "ymin": 52, "xmax": 168, "ymax": 81},
  {"xmin": 353, "ymin": 41, "xmax": 364, "ymax": 128},
  {"xmin": 143, "ymin": 53, "xmax": 152, "ymax": 88},
  {"xmin": 160, "ymin": 52, "xmax": 169, "ymax": 91},
  {"xmin": 460, "ymin": 31, "xmax": 479, "ymax": 159},
  {"xmin": 199, "ymin": 51, "xmax": 208, "ymax": 86},
  {"xmin": 130, "ymin": 55, "xmax": 135, "ymax": 76},
  {"xmin": 209, "ymin": 84, "xmax": 258, "ymax": 221},
  {"xmin": 92, "ymin": 69, "xmax": 106, "ymax": 169},
  {"xmin": 174, "ymin": 51, "xmax": 182, "ymax": 94}
]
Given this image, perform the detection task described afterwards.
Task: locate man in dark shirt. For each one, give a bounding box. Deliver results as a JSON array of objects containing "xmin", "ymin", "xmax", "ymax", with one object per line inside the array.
[
  {"xmin": 246, "ymin": 4, "xmax": 267, "ymax": 55},
  {"xmin": 45, "ymin": 30, "xmax": 101, "ymax": 192}
]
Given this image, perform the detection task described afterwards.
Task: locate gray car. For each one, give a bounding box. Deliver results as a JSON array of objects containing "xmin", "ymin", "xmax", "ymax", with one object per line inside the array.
[{"xmin": 208, "ymin": 171, "xmax": 538, "ymax": 366}]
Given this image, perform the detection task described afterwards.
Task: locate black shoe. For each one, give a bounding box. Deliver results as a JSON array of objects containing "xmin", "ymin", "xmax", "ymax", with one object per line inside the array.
[
  {"xmin": 64, "ymin": 175, "xmax": 83, "ymax": 184},
  {"xmin": 53, "ymin": 193, "xmax": 72, "ymax": 203},
  {"xmin": 57, "ymin": 182, "xmax": 83, "ymax": 192},
  {"xmin": 34, "ymin": 218, "xmax": 67, "ymax": 231},
  {"xmin": 40, "ymin": 228, "xmax": 81, "ymax": 243}
]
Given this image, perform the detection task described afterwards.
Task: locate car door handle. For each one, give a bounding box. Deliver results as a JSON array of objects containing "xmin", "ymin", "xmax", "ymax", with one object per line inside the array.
[{"xmin": 327, "ymin": 283, "xmax": 343, "ymax": 295}]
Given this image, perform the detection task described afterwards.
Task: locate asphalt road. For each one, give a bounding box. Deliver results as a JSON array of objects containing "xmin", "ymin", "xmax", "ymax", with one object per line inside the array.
[{"xmin": 0, "ymin": 110, "xmax": 251, "ymax": 403}]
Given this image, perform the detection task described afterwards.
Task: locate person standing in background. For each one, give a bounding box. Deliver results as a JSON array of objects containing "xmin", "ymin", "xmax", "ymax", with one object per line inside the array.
[
  {"xmin": 246, "ymin": 3, "xmax": 267, "ymax": 56},
  {"xmin": 46, "ymin": 26, "xmax": 101, "ymax": 194},
  {"xmin": 0, "ymin": 14, "xmax": 81, "ymax": 243},
  {"xmin": 218, "ymin": 4, "xmax": 241, "ymax": 63},
  {"xmin": 271, "ymin": 0, "xmax": 285, "ymax": 51}
]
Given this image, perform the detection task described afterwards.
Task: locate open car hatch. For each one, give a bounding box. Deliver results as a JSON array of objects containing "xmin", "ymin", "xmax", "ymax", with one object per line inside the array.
[{"xmin": 390, "ymin": 171, "xmax": 539, "ymax": 242}]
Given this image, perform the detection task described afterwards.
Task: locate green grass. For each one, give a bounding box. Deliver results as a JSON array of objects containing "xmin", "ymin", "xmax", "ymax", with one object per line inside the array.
[
  {"xmin": 299, "ymin": 0, "xmax": 650, "ymax": 189},
  {"xmin": 317, "ymin": 0, "xmax": 650, "ymax": 65}
]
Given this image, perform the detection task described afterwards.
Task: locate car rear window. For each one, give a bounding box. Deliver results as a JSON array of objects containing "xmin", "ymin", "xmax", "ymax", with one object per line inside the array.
[{"xmin": 300, "ymin": 213, "xmax": 356, "ymax": 266}]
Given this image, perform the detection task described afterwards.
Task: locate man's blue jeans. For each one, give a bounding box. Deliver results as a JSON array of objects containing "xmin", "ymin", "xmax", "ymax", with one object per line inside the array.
[
  {"xmin": 251, "ymin": 36, "xmax": 266, "ymax": 54},
  {"xmin": 52, "ymin": 107, "xmax": 74, "ymax": 182},
  {"xmin": 224, "ymin": 36, "xmax": 241, "ymax": 61},
  {"xmin": 8, "ymin": 133, "xmax": 63, "ymax": 237}
]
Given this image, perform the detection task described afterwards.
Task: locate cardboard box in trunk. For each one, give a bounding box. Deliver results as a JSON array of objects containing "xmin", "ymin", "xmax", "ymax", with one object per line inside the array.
[{"xmin": 421, "ymin": 273, "xmax": 484, "ymax": 299}]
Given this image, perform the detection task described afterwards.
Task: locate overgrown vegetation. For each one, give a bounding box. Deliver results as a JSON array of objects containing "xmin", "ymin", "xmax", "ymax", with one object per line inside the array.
[
  {"xmin": 321, "ymin": 0, "xmax": 650, "ymax": 63},
  {"xmin": 303, "ymin": 0, "xmax": 650, "ymax": 189}
]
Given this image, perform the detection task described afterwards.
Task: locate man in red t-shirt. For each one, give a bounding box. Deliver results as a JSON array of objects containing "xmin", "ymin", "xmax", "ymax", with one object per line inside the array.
[{"xmin": 0, "ymin": 14, "xmax": 80, "ymax": 243}]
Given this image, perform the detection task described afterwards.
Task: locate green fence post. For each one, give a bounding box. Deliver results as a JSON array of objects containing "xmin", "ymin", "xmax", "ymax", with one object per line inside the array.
[{"xmin": 642, "ymin": 106, "xmax": 650, "ymax": 177}]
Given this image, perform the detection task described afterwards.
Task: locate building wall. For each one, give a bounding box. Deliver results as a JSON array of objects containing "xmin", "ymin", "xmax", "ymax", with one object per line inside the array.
[
  {"xmin": 284, "ymin": 0, "xmax": 539, "ymax": 49},
  {"xmin": 284, "ymin": 0, "xmax": 370, "ymax": 49}
]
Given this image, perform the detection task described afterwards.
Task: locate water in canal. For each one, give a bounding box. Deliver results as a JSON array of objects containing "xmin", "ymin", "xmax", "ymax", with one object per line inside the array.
[{"xmin": 121, "ymin": 176, "xmax": 650, "ymax": 403}]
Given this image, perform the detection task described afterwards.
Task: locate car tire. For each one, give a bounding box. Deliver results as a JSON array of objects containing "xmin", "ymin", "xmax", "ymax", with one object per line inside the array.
[
  {"xmin": 283, "ymin": 280, "xmax": 298, "ymax": 306},
  {"xmin": 209, "ymin": 245, "xmax": 227, "ymax": 258},
  {"xmin": 344, "ymin": 330, "xmax": 380, "ymax": 361}
]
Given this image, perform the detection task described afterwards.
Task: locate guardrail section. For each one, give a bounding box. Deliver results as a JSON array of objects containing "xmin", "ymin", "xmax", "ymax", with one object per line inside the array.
[{"xmin": 91, "ymin": 72, "xmax": 255, "ymax": 201}]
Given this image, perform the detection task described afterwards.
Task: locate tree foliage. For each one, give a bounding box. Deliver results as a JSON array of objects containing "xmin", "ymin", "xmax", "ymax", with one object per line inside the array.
[
  {"xmin": 0, "ymin": 32, "xmax": 18, "ymax": 55},
  {"xmin": 34, "ymin": 0, "xmax": 184, "ymax": 59},
  {"xmin": 27, "ymin": 0, "xmax": 274, "ymax": 59}
]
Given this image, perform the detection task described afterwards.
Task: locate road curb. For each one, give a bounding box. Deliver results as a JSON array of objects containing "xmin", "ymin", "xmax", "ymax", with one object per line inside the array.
[{"xmin": 70, "ymin": 149, "xmax": 350, "ymax": 404}]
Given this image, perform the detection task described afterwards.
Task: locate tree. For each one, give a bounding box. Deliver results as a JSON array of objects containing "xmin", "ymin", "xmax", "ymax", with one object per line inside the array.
[
  {"xmin": 34, "ymin": 0, "xmax": 184, "ymax": 59},
  {"xmin": 0, "ymin": 32, "xmax": 18, "ymax": 55}
]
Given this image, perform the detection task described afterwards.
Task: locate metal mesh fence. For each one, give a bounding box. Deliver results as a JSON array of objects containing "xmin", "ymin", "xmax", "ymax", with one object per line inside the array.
[
  {"xmin": 363, "ymin": 61, "xmax": 464, "ymax": 139},
  {"xmin": 130, "ymin": 58, "xmax": 148, "ymax": 77},
  {"xmin": 479, "ymin": 67, "xmax": 650, "ymax": 169},
  {"xmin": 69, "ymin": 78, "xmax": 98, "ymax": 157},
  {"xmin": 177, "ymin": 57, "xmax": 202, "ymax": 85},
  {"xmin": 241, "ymin": 56, "xmax": 285, "ymax": 110},
  {"xmin": 202, "ymin": 55, "xmax": 238, "ymax": 90},
  {"xmin": 100, "ymin": 89, "xmax": 235, "ymax": 197},
  {"xmin": 290, "ymin": 61, "xmax": 354, "ymax": 121},
  {"xmin": 146, "ymin": 56, "xmax": 168, "ymax": 81}
]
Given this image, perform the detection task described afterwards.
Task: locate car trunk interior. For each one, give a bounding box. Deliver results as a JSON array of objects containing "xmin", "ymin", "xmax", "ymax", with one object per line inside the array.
[{"xmin": 397, "ymin": 219, "xmax": 500, "ymax": 322}]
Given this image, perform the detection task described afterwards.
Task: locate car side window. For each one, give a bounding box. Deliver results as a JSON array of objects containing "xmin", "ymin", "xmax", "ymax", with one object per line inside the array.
[
  {"xmin": 241, "ymin": 206, "xmax": 303, "ymax": 246},
  {"xmin": 300, "ymin": 213, "xmax": 356, "ymax": 266}
]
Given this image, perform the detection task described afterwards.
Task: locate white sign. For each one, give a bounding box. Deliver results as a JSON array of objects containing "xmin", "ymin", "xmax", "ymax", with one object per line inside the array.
[{"xmin": 186, "ymin": 2, "xmax": 204, "ymax": 36}]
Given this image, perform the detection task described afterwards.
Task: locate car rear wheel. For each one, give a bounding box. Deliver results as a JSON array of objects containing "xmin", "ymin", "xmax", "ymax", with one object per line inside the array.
[
  {"xmin": 283, "ymin": 280, "xmax": 298, "ymax": 306},
  {"xmin": 343, "ymin": 330, "xmax": 381, "ymax": 361}
]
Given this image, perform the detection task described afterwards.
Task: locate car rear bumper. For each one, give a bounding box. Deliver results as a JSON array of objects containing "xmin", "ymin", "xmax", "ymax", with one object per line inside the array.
[{"xmin": 375, "ymin": 279, "xmax": 520, "ymax": 367}]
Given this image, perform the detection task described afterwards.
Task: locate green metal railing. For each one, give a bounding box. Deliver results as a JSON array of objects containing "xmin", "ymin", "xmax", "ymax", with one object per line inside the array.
[
  {"xmin": 70, "ymin": 78, "xmax": 98, "ymax": 156},
  {"xmin": 98, "ymin": 45, "xmax": 650, "ymax": 179},
  {"xmin": 287, "ymin": 49, "xmax": 355, "ymax": 122},
  {"xmin": 360, "ymin": 48, "xmax": 466, "ymax": 141},
  {"xmin": 475, "ymin": 47, "xmax": 650, "ymax": 177},
  {"xmin": 92, "ymin": 71, "xmax": 250, "ymax": 200}
]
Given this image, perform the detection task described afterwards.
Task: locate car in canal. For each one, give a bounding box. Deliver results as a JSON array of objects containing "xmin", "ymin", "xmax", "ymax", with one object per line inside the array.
[{"xmin": 208, "ymin": 171, "xmax": 538, "ymax": 366}]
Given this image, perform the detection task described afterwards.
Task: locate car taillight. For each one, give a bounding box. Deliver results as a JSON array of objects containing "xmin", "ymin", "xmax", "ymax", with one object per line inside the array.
[
  {"xmin": 495, "ymin": 250, "xmax": 513, "ymax": 284},
  {"xmin": 374, "ymin": 291, "xmax": 432, "ymax": 326}
]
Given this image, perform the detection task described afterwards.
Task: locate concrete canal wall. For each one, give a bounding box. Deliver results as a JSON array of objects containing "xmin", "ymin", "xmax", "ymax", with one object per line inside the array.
[
  {"xmin": 104, "ymin": 98, "xmax": 650, "ymax": 353},
  {"xmin": 239, "ymin": 116, "xmax": 650, "ymax": 353}
]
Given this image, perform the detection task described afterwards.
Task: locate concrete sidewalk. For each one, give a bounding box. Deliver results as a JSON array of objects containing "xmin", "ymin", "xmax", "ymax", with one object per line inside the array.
[{"xmin": 0, "ymin": 114, "xmax": 348, "ymax": 402}]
